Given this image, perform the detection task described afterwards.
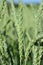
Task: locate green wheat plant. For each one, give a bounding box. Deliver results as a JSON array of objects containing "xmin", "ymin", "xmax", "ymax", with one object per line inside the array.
[{"xmin": 0, "ymin": 0, "xmax": 43, "ymax": 65}]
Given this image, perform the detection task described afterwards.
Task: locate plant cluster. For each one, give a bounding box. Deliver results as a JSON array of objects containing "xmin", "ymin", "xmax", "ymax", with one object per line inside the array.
[{"xmin": 0, "ymin": 0, "xmax": 43, "ymax": 65}]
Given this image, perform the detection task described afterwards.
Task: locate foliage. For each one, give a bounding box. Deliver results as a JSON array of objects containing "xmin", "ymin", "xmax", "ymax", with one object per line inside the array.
[{"xmin": 0, "ymin": 0, "xmax": 43, "ymax": 65}]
